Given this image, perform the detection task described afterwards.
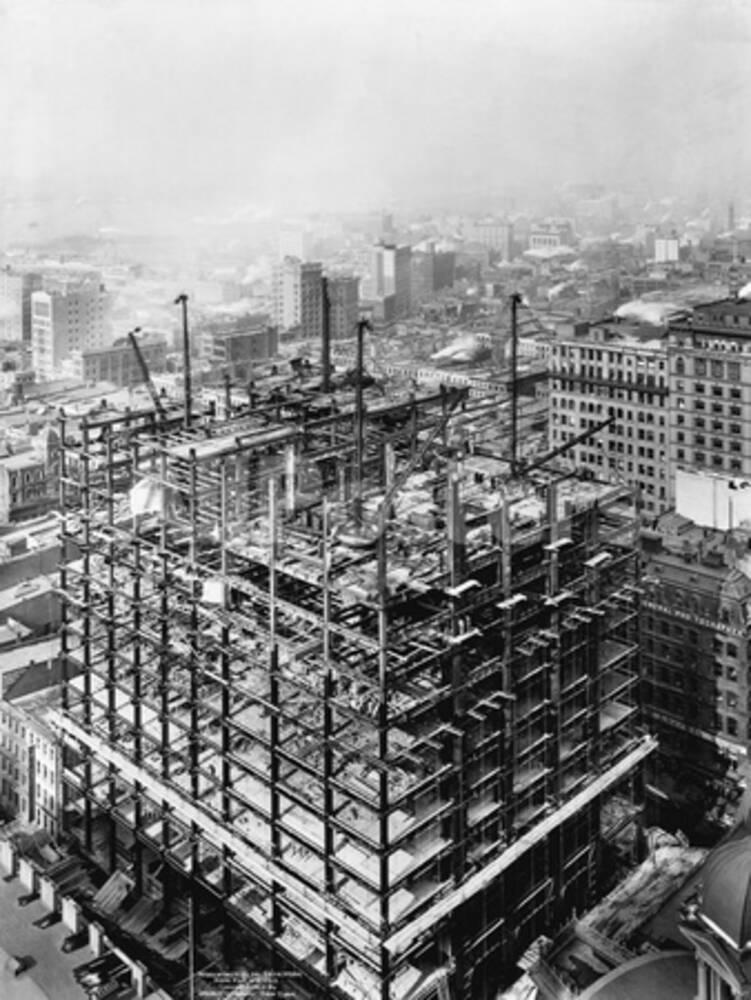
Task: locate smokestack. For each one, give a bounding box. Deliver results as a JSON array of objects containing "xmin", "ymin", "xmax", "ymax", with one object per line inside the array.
[{"xmin": 729, "ymin": 201, "xmax": 736, "ymax": 234}]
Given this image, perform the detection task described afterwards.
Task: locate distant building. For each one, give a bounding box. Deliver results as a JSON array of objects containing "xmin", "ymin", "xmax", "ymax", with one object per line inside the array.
[
  {"xmin": 0, "ymin": 269, "xmax": 42, "ymax": 343},
  {"xmin": 359, "ymin": 294, "xmax": 396, "ymax": 334},
  {"xmin": 272, "ymin": 258, "xmax": 323, "ymax": 341},
  {"xmin": 200, "ymin": 316, "xmax": 278, "ymax": 380},
  {"xmin": 325, "ymin": 275, "xmax": 359, "ymax": 341},
  {"xmin": 410, "ymin": 250, "xmax": 435, "ymax": 308},
  {"xmin": 549, "ymin": 318, "xmax": 670, "ymax": 515},
  {"xmin": 654, "ymin": 237, "xmax": 680, "ymax": 264},
  {"xmin": 78, "ymin": 334, "xmax": 167, "ymax": 388},
  {"xmin": 667, "ymin": 297, "xmax": 751, "ymax": 503},
  {"xmin": 466, "ymin": 219, "xmax": 514, "ymax": 260},
  {"xmin": 433, "ymin": 250, "xmax": 456, "ymax": 291},
  {"xmin": 529, "ymin": 219, "xmax": 576, "ymax": 251},
  {"xmin": 0, "ymin": 432, "xmax": 60, "ymax": 524},
  {"xmin": 31, "ymin": 281, "xmax": 112, "ymax": 381},
  {"xmin": 278, "ymin": 224, "xmax": 314, "ymax": 262},
  {"xmin": 368, "ymin": 243, "xmax": 411, "ymax": 319}
]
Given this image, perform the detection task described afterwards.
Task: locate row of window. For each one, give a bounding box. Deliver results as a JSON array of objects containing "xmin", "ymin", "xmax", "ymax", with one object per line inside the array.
[
  {"xmin": 675, "ymin": 358, "xmax": 742, "ymax": 380},
  {"xmin": 676, "ymin": 450, "xmax": 743, "ymax": 472}
]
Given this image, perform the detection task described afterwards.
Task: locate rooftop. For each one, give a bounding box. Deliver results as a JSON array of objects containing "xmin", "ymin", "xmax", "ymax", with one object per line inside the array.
[{"xmin": 577, "ymin": 951, "xmax": 695, "ymax": 1000}]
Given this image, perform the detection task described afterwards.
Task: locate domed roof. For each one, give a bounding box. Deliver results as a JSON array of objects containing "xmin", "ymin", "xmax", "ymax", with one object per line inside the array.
[
  {"xmin": 700, "ymin": 836, "xmax": 751, "ymax": 950},
  {"xmin": 578, "ymin": 951, "xmax": 695, "ymax": 1000}
]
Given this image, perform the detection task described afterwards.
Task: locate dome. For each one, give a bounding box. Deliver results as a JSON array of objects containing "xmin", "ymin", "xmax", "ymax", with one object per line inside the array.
[
  {"xmin": 578, "ymin": 951, "xmax": 695, "ymax": 1000},
  {"xmin": 699, "ymin": 836, "xmax": 751, "ymax": 950}
]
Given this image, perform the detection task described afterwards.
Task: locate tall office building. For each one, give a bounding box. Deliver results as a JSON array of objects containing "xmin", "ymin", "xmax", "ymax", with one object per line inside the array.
[
  {"xmin": 272, "ymin": 257, "xmax": 324, "ymax": 341},
  {"xmin": 326, "ymin": 274, "xmax": 359, "ymax": 340},
  {"xmin": 410, "ymin": 249, "xmax": 435, "ymax": 308},
  {"xmin": 369, "ymin": 243, "xmax": 412, "ymax": 320},
  {"xmin": 278, "ymin": 223, "xmax": 315, "ymax": 262},
  {"xmin": 667, "ymin": 297, "xmax": 751, "ymax": 503},
  {"xmin": 31, "ymin": 280, "xmax": 112, "ymax": 381},
  {"xmin": 0, "ymin": 268, "xmax": 42, "ymax": 342},
  {"xmin": 549, "ymin": 318, "xmax": 671, "ymax": 515}
]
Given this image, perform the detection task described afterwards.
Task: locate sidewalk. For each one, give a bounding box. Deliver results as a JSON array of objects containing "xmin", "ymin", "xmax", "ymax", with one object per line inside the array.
[{"xmin": 0, "ymin": 870, "xmax": 93, "ymax": 1000}]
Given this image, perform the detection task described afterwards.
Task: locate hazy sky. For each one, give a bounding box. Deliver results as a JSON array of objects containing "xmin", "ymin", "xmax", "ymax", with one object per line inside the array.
[{"xmin": 1, "ymin": 0, "xmax": 751, "ymax": 224}]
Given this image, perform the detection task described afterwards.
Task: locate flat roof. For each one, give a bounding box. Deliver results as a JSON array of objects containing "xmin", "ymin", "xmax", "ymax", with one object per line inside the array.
[{"xmin": 0, "ymin": 637, "xmax": 60, "ymax": 674}]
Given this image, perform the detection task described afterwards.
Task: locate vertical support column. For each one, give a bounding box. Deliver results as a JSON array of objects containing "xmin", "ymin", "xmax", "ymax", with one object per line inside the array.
[
  {"xmin": 187, "ymin": 448, "xmax": 200, "ymax": 970},
  {"xmin": 59, "ymin": 413, "xmax": 70, "ymax": 716},
  {"xmin": 544, "ymin": 483, "xmax": 563, "ymax": 920},
  {"xmin": 159, "ymin": 445, "xmax": 171, "ymax": 868},
  {"xmin": 321, "ymin": 500, "xmax": 337, "ymax": 982},
  {"xmin": 131, "ymin": 431, "xmax": 144, "ymax": 892},
  {"xmin": 354, "ymin": 319, "xmax": 367, "ymax": 524},
  {"xmin": 376, "ymin": 522, "xmax": 391, "ymax": 1000},
  {"xmin": 268, "ymin": 479, "xmax": 283, "ymax": 949},
  {"xmin": 219, "ymin": 460, "xmax": 234, "ymax": 964},
  {"xmin": 105, "ymin": 424, "xmax": 118, "ymax": 873},
  {"xmin": 447, "ymin": 468, "xmax": 466, "ymax": 584},
  {"xmin": 81, "ymin": 417, "xmax": 93, "ymax": 857},
  {"xmin": 284, "ymin": 444, "xmax": 296, "ymax": 515}
]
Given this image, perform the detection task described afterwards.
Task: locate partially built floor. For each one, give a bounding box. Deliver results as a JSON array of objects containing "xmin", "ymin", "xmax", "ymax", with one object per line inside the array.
[{"xmin": 55, "ymin": 382, "xmax": 655, "ymax": 1000}]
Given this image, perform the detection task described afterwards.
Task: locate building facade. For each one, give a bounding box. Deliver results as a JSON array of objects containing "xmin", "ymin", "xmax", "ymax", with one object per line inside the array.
[
  {"xmin": 667, "ymin": 298, "xmax": 751, "ymax": 503},
  {"xmin": 31, "ymin": 280, "xmax": 112, "ymax": 381},
  {"xmin": 325, "ymin": 274, "xmax": 359, "ymax": 341},
  {"xmin": 0, "ymin": 430, "xmax": 60, "ymax": 524},
  {"xmin": 369, "ymin": 243, "xmax": 412, "ymax": 319},
  {"xmin": 641, "ymin": 517, "xmax": 751, "ymax": 832},
  {"xmin": 272, "ymin": 258, "xmax": 324, "ymax": 341},
  {"xmin": 466, "ymin": 220, "xmax": 514, "ymax": 261},
  {"xmin": 0, "ymin": 269, "xmax": 41, "ymax": 343},
  {"xmin": 529, "ymin": 220, "xmax": 576, "ymax": 251},
  {"xmin": 549, "ymin": 319, "xmax": 671, "ymax": 516},
  {"xmin": 79, "ymin": 335, "xmax": 167, "ymax": 388},
  {"xmin": 409, "ymin": 251, "xmax": 435, "ymax": 309},
  {"xmin": 200, "ymin": 318, "xmax": 279, "ymax": 380}
]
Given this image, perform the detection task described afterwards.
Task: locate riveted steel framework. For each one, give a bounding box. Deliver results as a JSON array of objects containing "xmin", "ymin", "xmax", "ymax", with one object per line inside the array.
[{"xmin": 57, "ymin": 383, "xmax": 654, "ymax": 1000}]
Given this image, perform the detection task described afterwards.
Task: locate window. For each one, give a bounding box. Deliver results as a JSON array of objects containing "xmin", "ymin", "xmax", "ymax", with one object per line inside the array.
[
  {"xmin": 728, "ymin": 717, "xmax": 739, "ymax": 737},
  {"xmin": 695, "ymin": 382, "xmax": 706, "ymax": 394},
  {"xmin": 712, "ymin": 361, "xmax": 724, "ymax": 379},
  {"xmin": 728, "ymin": 361, "xmax": 741, "ymax": 381},
  {"xmin": 695, "ymin": 358, "xmax": 707, "ymax": 376}
]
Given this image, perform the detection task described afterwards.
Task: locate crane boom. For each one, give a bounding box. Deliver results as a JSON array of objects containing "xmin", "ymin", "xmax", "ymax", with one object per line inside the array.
[
  {"xmin": 128, "ymin": 329, "xmax": 166, "ymax": 419},
  {"xmin": 521, "ymin": 415, "xmax": 615, "ymax": 475}
]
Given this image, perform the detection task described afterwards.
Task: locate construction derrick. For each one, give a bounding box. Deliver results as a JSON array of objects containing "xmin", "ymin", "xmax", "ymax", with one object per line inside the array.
[{"xmin": 56, "ymin": 374, "xmax": 654, "ymax": 1000}]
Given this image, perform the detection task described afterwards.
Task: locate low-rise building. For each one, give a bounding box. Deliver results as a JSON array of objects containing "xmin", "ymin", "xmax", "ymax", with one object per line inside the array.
[
  {"xmin": 78, "ymin": 334, "xmax": 167, "ymax": 388},
  {"xmin": 529, "ymin": 219, "xmax": 576, "ymax": 251},
  {"xmin": 0, "ymin": 686, "xmax": 62, "ymax": 836},
  {"xmin": 199, "ymin": 315, "xmax": 278, "ymax": 380}
]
